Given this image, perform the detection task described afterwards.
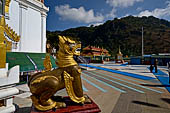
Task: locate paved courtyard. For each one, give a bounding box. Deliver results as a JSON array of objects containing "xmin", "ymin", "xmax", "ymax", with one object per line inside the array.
[{"xmin": 14, "ymin": 64, "xmax": 170, "ymax": 113}]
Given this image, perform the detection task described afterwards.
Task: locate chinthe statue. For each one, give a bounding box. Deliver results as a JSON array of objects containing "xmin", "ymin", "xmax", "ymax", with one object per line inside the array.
[{"xmin": 28, "ymin": 36, "xmax": 90, "ymax": 111}]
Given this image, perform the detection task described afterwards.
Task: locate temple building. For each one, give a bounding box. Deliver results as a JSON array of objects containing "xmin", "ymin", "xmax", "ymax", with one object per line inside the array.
[
  {"xmin": 0, "ymin": 1, "xmax": 50, "ymax": 112},
  {"xmin": 2, "ymin": 0, "xmax": 48, "ymax": 53},
  {"xmin": 0, "ymin": 0, "xmax": 57, "ymax": 78},
  {"xmin": 81, "ymin": 46, "xmax": 110, "ymax": 61}
]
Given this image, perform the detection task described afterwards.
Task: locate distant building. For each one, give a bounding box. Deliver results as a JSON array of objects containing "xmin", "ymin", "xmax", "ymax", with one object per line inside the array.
[
  {"xmin": 0, "ymin": 0, "xmax": 56, "ymax": 78},
  {"xmin": 81, "ymin": 46, "xmax": 110, "ymax": 61},
  {"xmin": 130, "ymin": 54, "xmax": 170, "ymax": 66},
  {"xmin": 0, "ymin": 0, "xmax": 49, "ymax": 112}
]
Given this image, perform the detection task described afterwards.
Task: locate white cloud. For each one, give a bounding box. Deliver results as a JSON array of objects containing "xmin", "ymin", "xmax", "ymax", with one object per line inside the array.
[
  {"xmin": 136, "ymin": 7, "xmax": 142, "ymax": 11},
  {"xmin": 88, "ymin": 22, "xmax": 104, "ymax": 27},
  {"xmin": 106, "ymin": 8, "xmax": 116, "ymax": 18},
  {"xmin": 137, "ymin": 2, "xmax": 170, "ymax": 18},
  {"xmin": 55, "ymin": 4, "xmax": 104, "ymax": 23},
  {"xmin": 106, "ymin": 0, "xmax": 143, "ymax": 8}
]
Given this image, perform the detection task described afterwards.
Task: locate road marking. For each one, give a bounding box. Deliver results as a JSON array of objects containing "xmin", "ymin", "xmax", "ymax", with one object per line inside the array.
[
  {"xmin": 86, "ymin": 71, "xmax": 145, "ymax": 93},
  {"xmin": 150, "ymin": 68, "xmax": 170, "ymax": 93},
  {"xmin": 82, "ymin": 76, "xmax": 107, "ymax": 92},
  {"xmin": 80, "ymin": 64, "xmax": 155, "ymax": 80},
  {"xmin": 96, "ymin": 70, "xmax": 146, "ymax": 84},
  {"xmin": 82, "ymin": 73, "xmax": 126, "ymax": 93},
  {"xmin": 82, "ymin": 84, "xmax": 88, "ymax": 92},
  {"xmin": 97, "ymin": 71, "xmax": 165, "ymax": 90},
  {"xmin": 87, "ymin": 71, "xmax": 163, "ymax": 94}
]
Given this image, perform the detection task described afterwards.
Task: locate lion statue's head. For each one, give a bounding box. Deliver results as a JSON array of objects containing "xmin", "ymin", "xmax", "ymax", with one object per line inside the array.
[{"xmin": 58, "ymin": 35, "xmax": 81, "ymax": 56}]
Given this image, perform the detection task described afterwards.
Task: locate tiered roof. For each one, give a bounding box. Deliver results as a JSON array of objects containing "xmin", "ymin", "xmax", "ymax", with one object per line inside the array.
[
  {"xmin": 81, "ymin": 46, "xmax": 110, "ymax": 57},
  {"xmin": 83, "ymin": 46, "xmax": 108, "ymax": 53}
]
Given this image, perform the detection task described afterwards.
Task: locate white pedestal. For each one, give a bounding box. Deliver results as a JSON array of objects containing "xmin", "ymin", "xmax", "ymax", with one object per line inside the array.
[
  {"xmin": 0, "ymin": 64, "xmax": 20, "ymax": 113},
  {"xmin": 0, "ymin": 65, "xmax": 19, "ymax": 87},
  {"xmin": 0, "ymin": 64, "xmax": 8, "ymax": 78}
]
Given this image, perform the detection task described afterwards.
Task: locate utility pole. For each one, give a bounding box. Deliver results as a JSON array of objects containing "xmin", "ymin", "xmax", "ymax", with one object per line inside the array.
[{"xmin": 142, "ymin": 27, "xmax": 144, "ymax": 56}]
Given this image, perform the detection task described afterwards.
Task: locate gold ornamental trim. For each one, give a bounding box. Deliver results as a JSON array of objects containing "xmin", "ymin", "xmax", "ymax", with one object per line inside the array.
[
  {"xmin": 63, "ymin": 71, "xmax": 85, "ymax": 103},
  {"xmin": 5, "ymin": 0, "xmax": 11, "ymax": 13},
  {"xmin": 0, "ymin": 42, "xmax": 6, "ymax": 68},
  {"xmin": 0, "ymin": 16, "xmax": 20, "ymax": 68},
  {"xmin": 0, "ymin": 16, "xmax": 20, "ymax": 51}
]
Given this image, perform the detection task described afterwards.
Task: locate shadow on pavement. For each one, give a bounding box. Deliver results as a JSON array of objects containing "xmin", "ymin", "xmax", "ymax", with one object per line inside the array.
[
  {"xmin": 161, "ymin": 98, "xmax": 170, "ymax": 104},
  {"xmin": 141, "ymin": 72, "xmax": 152, "ymax": 73},
  {"xmin": 140, "ymin": 84, "xmax": 170, "ymax": 87},
  {"xmin": 15, "ymin": 107, "xmax": 31, "ymax": 113},
  {"xmin": 132, "ymin": 101, "xmax": 160, "ymax": 108}
]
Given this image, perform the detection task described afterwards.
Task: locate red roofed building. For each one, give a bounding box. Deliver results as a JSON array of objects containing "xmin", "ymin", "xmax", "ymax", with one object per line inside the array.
[{"xmin": 81, "ymin": 46, "xmax": 110, "ymax": 58}]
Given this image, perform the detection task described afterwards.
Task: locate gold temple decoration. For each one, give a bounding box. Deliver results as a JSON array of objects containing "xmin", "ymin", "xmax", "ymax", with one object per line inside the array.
[
  {"xmin": 0, "ymin": 16, "xmax": 20, "ymax": 68},
  {"xmin": 28, "ymin": 36, "xmax": 86, "ymax": 111},
  {"xmin": 0, "ymin": 42, "xmax": 6, "ymax": 68},
  {"xmin": 116, "ymin": 46, "xmax": 124, "ymax": 63},
  {"xmin": 5, "ymin": 0, "xmax": 11, "ymax": 13},
  {"xmin": 117, "ymin": 46, "xmax": 123, "ymax": 59},
  {"xmin": 43, "ymin": 54, "xmax": 52, "ymax": 72},
  {"xmin": 118, "ymin": 46, "xmax": 122, "ymax": 55},
  {"xmin": 0, "ymin": 16, "xmax": 20, "ymax": 51}
]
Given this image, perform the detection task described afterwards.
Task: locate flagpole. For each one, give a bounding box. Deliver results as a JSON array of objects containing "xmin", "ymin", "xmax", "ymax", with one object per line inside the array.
[{"xmin": 142, "ymin": 27, "xmax": 144, "ymax": 56}]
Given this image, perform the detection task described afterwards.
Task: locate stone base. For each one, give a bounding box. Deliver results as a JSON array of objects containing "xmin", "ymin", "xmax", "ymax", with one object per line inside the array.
[{"xmin": 31, "ymin": 95, "xmax": 101, "ymax": 113}]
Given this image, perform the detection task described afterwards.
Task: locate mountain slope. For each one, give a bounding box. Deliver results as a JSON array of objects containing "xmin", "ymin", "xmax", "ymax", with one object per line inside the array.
[{"xmin": 47, "ymin": 16, "xmax": 170, "ymax": 56}]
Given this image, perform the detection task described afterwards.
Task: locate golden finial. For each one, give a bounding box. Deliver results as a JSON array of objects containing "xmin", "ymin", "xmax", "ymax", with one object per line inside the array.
[
  {"xmin": 5, "ymin": 0, "xmax": 11, "ymax": 13},
  {"xmin": 43, "ymin": 54, "xmax": 52, "ymax": 72},
  {"xmin": 0, "ymin": 43, "xmax": 6, "ymax": 68},
  {"xmin": 118, "ymin": 46, "xmax": 122, "ymax": 54},
  {"xmin": 0, "ymin": 16, "xmax": 5, "ymax": 26}
]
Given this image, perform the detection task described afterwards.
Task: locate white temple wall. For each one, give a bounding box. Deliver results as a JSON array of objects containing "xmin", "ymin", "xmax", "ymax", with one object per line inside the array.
[
  {"xmin": 41, "ymin": 12, "xmax": 47, "ymax": 53},
  {"xmin": 26, "ymin": 8, "xmax": 41, "ymax": 52},
  {"xmin": 6, "ymin": 0, "xmax": 48, "ymax": 53}
]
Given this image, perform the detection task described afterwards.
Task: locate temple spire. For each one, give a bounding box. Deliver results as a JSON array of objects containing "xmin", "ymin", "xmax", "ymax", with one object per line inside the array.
[{"xmin": 118, "ymin": 46, "xmax": 122, "ymax": 54}]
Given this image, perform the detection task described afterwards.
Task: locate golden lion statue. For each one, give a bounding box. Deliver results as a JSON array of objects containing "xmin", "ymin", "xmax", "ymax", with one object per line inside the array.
[{"xmin": 28, "ymin": 36, "xmax": 90, "ymax": 111}]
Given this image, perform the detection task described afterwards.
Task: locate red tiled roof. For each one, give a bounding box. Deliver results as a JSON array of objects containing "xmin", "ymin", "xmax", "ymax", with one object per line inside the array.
[
  {"xmin": 103, "ymin": 49, "xmax": 108, "ymax": 52},
  {"xmin": 82, "ymin": 46, "xmax": 110, "ymax": 57},
  {"xmin": 83, "ymin": 46, "xmax": 109, "ymax": 52}
]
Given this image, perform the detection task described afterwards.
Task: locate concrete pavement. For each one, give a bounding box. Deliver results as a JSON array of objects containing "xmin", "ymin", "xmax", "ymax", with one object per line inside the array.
[{"xmin": 14, "ymin": 63, "xmax": 170, "ymax": 113}]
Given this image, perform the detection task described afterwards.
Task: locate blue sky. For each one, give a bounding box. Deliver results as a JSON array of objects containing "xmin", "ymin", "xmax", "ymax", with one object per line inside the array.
[{"xmin": 45, "ymin": 0, "xmax": 170, "ymax": 31}]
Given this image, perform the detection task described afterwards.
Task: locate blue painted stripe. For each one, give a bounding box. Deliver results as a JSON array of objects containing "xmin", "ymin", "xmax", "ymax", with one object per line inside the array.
[
  {"xmin": 95, "ymin": 70, "xmax": 146, "ymax": 84},
  {"xmin": 120, "ymin": 62, "xmax": 128, "ymax": 66},
  {"xmin": 87, "ymin": 71, "xmax": 163, "ymax": 93},
  {"xmin": 156, "ymin": 76, "xmax": 170, "ymax": 93},
  {"xmin": 80, "ymin": 64, "xmax": 155, "ymax": 80},
  {"xmin": 86, "ymin": 71, "xmax": 144, "ymax": 93},
  {"xmin": 95, "ymin": 71, "xmax": 164, "ymax": 90},
  {"xmin": 82, "ymin": 73, "xmax": 126, "ymax": 93},
  {"xmin": 147, "ymin": 67, "xmax": 168, "ymax": 77},
  {"xmin": 81, "ymin": 76, "xmax": 107, "ymax": 92},
  {"xmin": 82, "ymin": 85, "xmax": 88, "ymax": 92},
  {"xmin": 151, "ymin": 68, "xmax": 170, "ymax": 93},
  {"xmin": 146, "ymin": 67, "xmax": 168, "ymax": 89}
]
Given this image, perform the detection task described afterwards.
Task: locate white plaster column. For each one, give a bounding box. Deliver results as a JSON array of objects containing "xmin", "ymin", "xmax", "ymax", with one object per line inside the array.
[
  {"xmin": 41, "ymin": 11, "xmax": 47, "ymax": 53},
  {"xmin": 18, "ymin": 2, "xmax": 28, "ymax": 52}
]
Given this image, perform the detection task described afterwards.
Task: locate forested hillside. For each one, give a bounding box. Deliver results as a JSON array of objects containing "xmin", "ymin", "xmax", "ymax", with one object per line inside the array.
[{"xmin": 47, "ymin": 16, "xmax": 170, "ymax": 56}]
